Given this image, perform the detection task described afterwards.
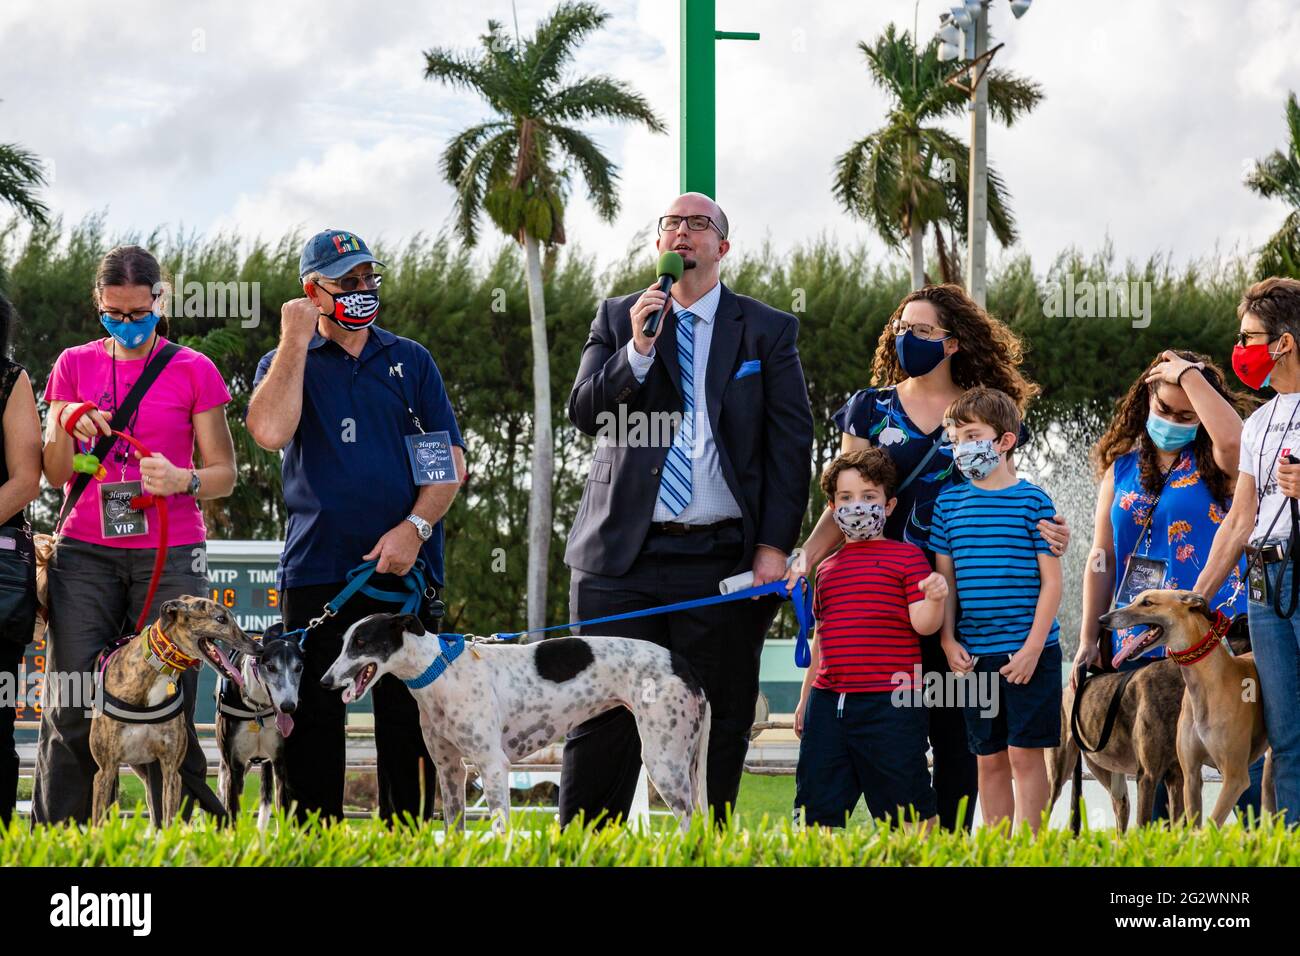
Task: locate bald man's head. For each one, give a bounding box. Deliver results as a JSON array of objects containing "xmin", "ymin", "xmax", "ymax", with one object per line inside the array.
[
  {"xmin": 669, "ymin": 192, "xmax": 728, "ymax": 238},
  {"xmin": 656, "ymin": 193, "xmax": 730, "ymax": 281}
]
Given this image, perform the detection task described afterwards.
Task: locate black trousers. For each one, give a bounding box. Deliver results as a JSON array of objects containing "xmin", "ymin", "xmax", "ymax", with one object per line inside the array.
[
  {"xmin": 558, "ymin": 523, "xmax": 780, "ymax": 826},
  {"xmin": 281, "ymin": 582, "xmax": 439, "ymax": 825},
  {"xmin": 1, "ymin": 639, "xmax": 22, "ymax": 825},
  {"xmin": 921, "ymin": 635, "xmax": 979, "ymax": 830}
]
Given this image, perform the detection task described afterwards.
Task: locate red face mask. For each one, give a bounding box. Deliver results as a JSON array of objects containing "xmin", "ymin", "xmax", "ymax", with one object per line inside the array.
[{"xmin": 1232, "ymin": 341, "xmax": 1279, "ymax": 390}]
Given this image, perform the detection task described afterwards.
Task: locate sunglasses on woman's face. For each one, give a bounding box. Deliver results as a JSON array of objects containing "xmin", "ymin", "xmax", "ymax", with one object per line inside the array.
[{"xmin": 1235, "ymin": 329, "xmax": 1274, "ymax": 348}]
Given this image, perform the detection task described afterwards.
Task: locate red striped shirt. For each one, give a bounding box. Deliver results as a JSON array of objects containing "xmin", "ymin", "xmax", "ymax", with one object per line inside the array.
[{"xmin": 812, "ymin": 538, "xmax": 931, "ymax": 693}]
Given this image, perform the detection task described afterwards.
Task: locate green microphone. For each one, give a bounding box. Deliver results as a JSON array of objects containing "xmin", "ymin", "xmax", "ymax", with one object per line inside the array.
[{"xmin": 642, "ymin": 251, "xmax": 684, "ymax": 337}]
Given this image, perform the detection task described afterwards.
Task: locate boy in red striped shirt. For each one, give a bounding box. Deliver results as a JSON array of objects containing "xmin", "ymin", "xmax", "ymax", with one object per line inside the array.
[{"xmin": 794, "ymin": 448, "xmax": 947, "ymax": 829}]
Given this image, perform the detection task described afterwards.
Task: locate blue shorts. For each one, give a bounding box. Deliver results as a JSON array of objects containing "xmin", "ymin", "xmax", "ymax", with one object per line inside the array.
[
  {"xmin": 794, "ymin": 687, "xmax": 937, "ymax": 827},
  {"xmin": 963, "ymin": 642, "xmax": 1062, "ymax": 755}
]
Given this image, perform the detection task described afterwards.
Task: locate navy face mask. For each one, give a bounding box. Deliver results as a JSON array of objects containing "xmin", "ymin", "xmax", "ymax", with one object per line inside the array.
[{"xmin": 894, "ymin": 331, "xmax": 950, "ymax": 377}]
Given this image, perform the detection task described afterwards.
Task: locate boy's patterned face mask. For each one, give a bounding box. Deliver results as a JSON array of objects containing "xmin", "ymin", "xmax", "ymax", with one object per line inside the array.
[
  {"xmin": 953, "ymin": 439, "xmax": 1001, "ymax": 481},
  {"xmin": 833, "ymin": 502, "xmax": 886, "ymax": 541}
]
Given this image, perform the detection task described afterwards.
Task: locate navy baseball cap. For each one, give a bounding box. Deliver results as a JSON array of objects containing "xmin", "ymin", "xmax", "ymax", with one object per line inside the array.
[{"xmin": 299, "ymin": 229, "xmax": 385, "ymax": 281}]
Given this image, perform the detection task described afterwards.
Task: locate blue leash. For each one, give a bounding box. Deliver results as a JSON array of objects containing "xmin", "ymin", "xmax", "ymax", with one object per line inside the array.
[
  {"xmin": 494, "ymin": 577, "xmax": 815, "ymax": 668},
  {"xmin": 285, "ymin": 559, "xmax": 433, "ymax": 647}
]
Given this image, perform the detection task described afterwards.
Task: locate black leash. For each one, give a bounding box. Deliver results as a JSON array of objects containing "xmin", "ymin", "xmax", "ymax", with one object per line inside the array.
[{"xmin": 1071, "ymin": 661, "xmax": 1139, "ymax": 755}]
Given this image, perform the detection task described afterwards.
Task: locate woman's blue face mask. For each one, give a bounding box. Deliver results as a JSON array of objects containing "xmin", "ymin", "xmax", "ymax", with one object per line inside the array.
[
  {"xmin": 1146, "ymin": 411, "xmax": 1199, "ymax": 451},
  {"xmin": 100, "ymin": 310, "xmax": 161, "ymax": 349}
]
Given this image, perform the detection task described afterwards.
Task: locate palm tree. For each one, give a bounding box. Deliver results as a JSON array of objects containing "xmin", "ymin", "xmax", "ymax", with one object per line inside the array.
[
  {"xmin": 833, "ymin": 24, "xmax": 1041, "ymax": 289},
  {"xmin": 0, "ymin": 139, "xmax": 49, "ymax": 225},
  {"xmin": 1246, "ymin": 91, "xmax": 1300, "ymax": 279},
  {"xmin": 425, "ymin": 1, "xmax": 665, "ymax": 630}
]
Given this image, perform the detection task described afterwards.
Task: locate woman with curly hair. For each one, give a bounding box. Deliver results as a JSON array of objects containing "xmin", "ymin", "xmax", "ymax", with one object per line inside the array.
[
  {"xmin": 1077, "ymin": 350, "xmax": 1251, "ymax": 675},
  {"xmin": 1076, "ymin": 349, "xmax": 1261, "ymax": 824},
  {"xmin": 787, "ymin": 283, "xmax": 1069, "ymax": 831}
]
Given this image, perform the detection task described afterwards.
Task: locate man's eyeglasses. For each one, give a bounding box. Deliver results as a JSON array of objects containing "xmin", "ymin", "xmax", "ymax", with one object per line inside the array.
[
  {"xmin": 891, "ymin": 318, "xmax": 949, "ymax": 341},
  {"xmin": 317, "ymin": 272, "xmax": 383, "ymax": 293},
  {"xmin": 1235, "ymin": 329, "xmax": 1274, "ymax": 348},
  {"xmin": 658, "ymin": 215, "xmax": 725, "ymax": 238}
]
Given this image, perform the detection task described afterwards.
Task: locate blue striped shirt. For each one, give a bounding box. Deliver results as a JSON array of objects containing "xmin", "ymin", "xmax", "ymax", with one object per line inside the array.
[{"xmin": 929, "ymin": 479, "xmax": 1060, "ymax": 656}]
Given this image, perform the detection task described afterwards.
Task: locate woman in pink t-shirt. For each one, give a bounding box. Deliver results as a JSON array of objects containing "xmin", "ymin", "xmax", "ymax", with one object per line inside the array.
[{"xmin": 31, "ymin": 244, "xmax": 237, "ymax": 825}]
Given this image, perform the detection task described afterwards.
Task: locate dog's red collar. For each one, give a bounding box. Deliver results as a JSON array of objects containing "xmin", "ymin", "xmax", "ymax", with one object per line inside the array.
[
  {"xmin": 146, "ymin": 622, "xmax": 200, "ymax": 676},
  {"xmin": 1169, "ymin": 611, "xmax": 1231, "ymax": 666}
]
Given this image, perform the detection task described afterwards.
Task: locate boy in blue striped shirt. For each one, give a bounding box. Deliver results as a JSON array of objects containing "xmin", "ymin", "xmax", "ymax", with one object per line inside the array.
[{"xmin": 929, "ymin": 387, "xmax": 1062, "ymax": 834}]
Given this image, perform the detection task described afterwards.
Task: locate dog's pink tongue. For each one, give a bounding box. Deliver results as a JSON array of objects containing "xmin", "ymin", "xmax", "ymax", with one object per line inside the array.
[
  {"xmin": 1110, "ymin": 642, "xmax": 1136, "ymax": 669},
  {"xmin": 341, "ymin": 685, "xmax": 356, "ymax": 705},
  {"xmin": 216, "ymin": 646, "xmax": 243, "ymax": 689},
  {"xmin": 276, "ymin": 713, "xmax": 294, "ymax": 737}
]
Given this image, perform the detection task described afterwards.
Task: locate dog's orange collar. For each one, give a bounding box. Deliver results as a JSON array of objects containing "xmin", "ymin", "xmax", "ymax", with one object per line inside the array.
[
  {"xmin": 1169, "ymin": 611, "xmax": 1231, "ymax": 666},
  {"xmin": 146, "ymin": 622, "xmax": 200, "ymax": 675}
]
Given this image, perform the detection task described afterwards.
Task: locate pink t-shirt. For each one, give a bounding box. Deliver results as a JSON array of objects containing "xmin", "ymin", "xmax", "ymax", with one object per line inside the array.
[{"xmin": 44, "ymin": 337, "xmax": 232, "ymax": 549}]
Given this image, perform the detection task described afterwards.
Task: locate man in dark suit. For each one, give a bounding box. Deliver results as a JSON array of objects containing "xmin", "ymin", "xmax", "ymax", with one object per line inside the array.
[{"xmin": 562, "ymin": 192, "xmax": 814, "ymax": 824}]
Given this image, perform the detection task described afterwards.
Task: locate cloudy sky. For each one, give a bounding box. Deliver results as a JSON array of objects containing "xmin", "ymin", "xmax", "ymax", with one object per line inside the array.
[{"xmin": 2, "ymin": 0, "xmax": 1298, "ymax": 276}]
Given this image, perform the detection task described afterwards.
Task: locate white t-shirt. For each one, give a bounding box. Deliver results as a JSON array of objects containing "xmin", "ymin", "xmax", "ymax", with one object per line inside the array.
[{"xmin": 1240, "ymin": 391, "xmax": 1300, "ymax": 541}]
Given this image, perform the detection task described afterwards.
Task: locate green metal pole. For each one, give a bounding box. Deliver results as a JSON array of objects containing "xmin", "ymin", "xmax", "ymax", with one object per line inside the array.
[
  {"xmin": 681, "ymin": 0, "xmax": 716, "ymax": 197},
  {"xmin": 680, "ymin": 1, "xmax": 758, "ymax": 198}
]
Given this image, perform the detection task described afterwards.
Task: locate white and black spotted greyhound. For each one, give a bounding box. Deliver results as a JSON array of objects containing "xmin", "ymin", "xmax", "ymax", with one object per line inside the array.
[{"xmin": 321, "ymin": 613, "xmax": 711, "ymax": 831}]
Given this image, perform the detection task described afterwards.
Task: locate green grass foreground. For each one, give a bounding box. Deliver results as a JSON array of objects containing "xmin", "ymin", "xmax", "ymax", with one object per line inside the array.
[{"xmin": 3, "ymin": 808, "xmax": 1299, "ymax": 867}]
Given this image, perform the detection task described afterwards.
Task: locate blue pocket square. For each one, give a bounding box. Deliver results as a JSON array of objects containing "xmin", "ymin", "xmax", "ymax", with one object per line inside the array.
[{"xmin": 734, "ymin": 360, "xmax": 762, "ymax": 380}]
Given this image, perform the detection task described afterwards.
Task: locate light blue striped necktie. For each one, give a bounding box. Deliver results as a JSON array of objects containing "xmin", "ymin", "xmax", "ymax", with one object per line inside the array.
[{"xmin": 657, "ymin": 309, "xmax": 695, "ymax": 516}]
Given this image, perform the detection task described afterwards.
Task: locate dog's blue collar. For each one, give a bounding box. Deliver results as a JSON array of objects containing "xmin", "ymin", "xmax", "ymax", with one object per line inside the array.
[{"xmin": 402, "ymin": 634, "xmax": 466, "ymax": 689}]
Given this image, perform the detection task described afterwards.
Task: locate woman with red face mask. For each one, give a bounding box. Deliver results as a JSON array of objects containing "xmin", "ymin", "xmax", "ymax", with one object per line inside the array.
[{"xmin": 1194, "ymin": 277, "xmax": 1300, "ymax": 827}]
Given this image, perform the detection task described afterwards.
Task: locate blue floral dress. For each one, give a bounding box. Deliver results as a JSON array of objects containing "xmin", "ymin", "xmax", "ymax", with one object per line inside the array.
[
  {"xmin": 832, "ymin": 387, "xmax": 961, "ymax": 553},
  {"xmin": 1110, "ymin": 447, "xmax": 1247, "ymax": 659}
]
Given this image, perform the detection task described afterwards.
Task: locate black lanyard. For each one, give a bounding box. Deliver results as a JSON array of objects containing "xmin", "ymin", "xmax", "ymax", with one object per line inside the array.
[{"xmin": 1132, "ymin": 451, "xmax": 1181, "ymax": 558}]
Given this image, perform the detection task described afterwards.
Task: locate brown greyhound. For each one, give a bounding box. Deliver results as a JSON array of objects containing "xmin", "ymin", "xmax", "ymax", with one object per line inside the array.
[
  {"xmin": 1101, "ymin": 590, "xmax": 1274, "ymax": 827},
  {"xmin": 90, "ymin": 596, "xmax": 260, "ymax": 824}
]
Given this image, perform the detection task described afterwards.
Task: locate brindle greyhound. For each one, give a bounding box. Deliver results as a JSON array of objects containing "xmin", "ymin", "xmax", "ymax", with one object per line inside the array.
[
  {"xmin": 1102, "ymin": 590, "xmax": 1275, "ymax": 827},
  {"xmin": 90, "ymin": 596, "xmax": 260, "ymax": 825},
  {"xmin": 1046, "ymin": 658, "xmax": 1186, "ymax": 831}
]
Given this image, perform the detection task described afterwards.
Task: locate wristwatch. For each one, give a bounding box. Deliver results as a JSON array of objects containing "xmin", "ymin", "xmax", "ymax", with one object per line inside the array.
[
  {"xmin": 405, "ymin": 514, "xmax": 433, "ymax": 541},
  {"xmin": 186, "ymin": 470, "xmax": 201, "ymax": 497}
]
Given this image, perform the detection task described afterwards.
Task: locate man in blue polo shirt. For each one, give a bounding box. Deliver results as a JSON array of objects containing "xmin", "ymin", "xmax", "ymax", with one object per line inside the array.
[{"xmin": 247, "ymin": 228, "xmax": 465, "ymax": 823}]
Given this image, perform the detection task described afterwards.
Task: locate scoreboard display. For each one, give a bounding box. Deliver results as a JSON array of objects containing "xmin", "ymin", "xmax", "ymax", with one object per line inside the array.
[{"xmin": 15, "ymin": 540, "xmax": 372, "ymax": 732}]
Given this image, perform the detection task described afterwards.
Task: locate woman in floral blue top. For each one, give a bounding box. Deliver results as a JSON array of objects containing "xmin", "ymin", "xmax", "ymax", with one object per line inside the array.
[
  {"xmin": 1077, "ymin": 348, "xmax": 1260, "ymax": 824},
  {"xmin": 788, "ymin": 284, "xmax": 1069, "ymax": 831},
  {"xmin": 1079, "ymin": 349, "xmax": 1251, "ymax": 671}
]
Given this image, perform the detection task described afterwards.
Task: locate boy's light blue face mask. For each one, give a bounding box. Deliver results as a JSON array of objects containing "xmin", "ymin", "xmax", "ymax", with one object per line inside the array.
[{"xmin": 100, "ymin": 311, "xmax": 161, "ymax": 349}]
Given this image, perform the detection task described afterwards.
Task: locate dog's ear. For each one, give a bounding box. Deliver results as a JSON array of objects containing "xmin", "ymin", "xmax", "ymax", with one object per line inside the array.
[
  {"xmin": 1180, "ymin": 592, "xmax": 1210, "ymax": 616},
  {"xmin": 398, "ymin": 613, "xmax": 426, "ymax": 637},
  {"xmin": 263, "ymin": 621, "xmax": 285, "ymax": 642},
  {"xmin": 161, "ymin": 599, "xmax": 184, "ymax": 621}
]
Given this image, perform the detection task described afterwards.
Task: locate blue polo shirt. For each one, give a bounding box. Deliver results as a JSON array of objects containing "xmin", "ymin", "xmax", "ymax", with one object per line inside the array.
[{"xmin": 252, "ymin": 326, "xmax": 463, "ymax": 591}]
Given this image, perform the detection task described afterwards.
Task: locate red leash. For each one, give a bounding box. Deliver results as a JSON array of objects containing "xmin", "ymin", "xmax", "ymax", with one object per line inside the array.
[{"xmin": 64, "ymin": 404, "xmax": 171, "ymax": 634}]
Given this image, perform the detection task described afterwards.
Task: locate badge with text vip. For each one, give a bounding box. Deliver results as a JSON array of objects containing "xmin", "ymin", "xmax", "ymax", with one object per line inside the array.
[
  {"xmin": 100, "ymin": 481, "xmax": 149, "ymax": 538},
  {"xmin": 405, "ymin": 431, "xmax": 458, "ymax": 485}
]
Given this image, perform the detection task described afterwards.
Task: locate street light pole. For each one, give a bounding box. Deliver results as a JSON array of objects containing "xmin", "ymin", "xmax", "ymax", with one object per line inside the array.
[
  {"xmin": 938, "ymin": 0, "xmax": 1031, "ymax": 307},
  {"xmin": 967, "ymin": 1, "xmax": 989, "ymax": 306}
]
